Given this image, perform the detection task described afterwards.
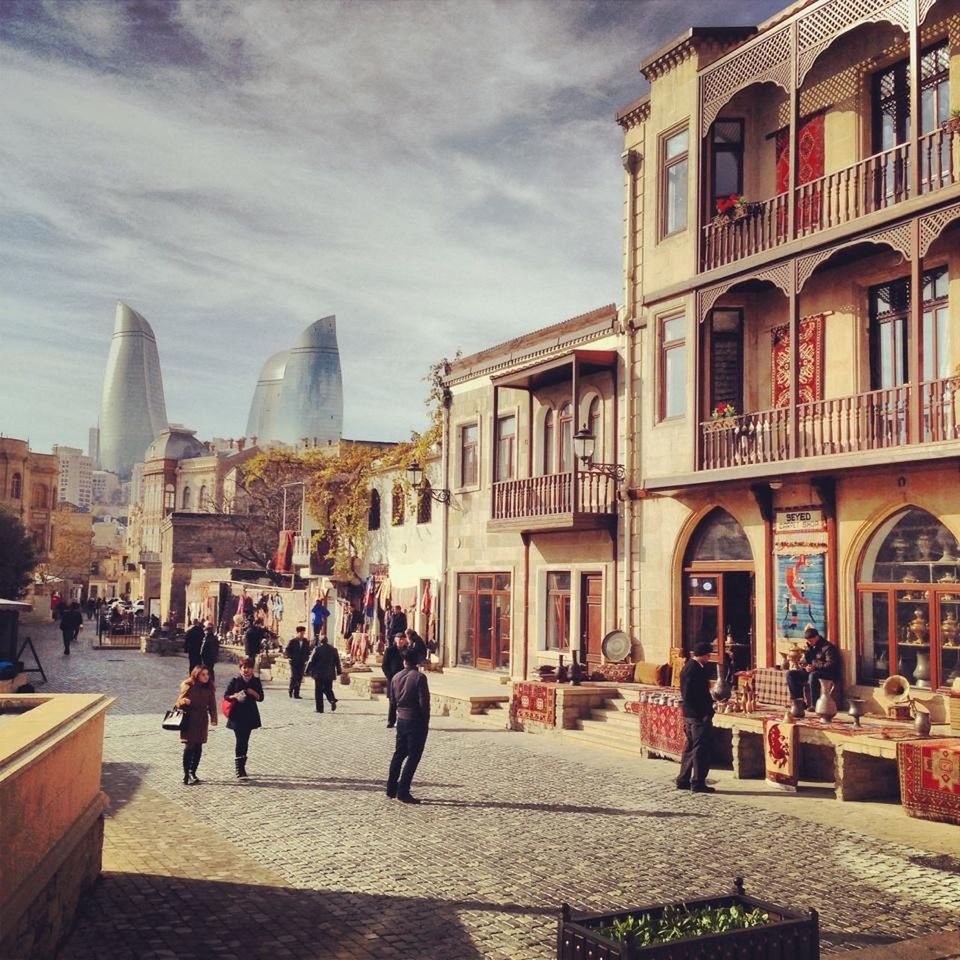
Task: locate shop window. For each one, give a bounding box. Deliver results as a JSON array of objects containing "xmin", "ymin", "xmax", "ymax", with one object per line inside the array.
[
  {"xmin": 495, "ymin": 414, "xmax": 516, "ymax": 482},
  {"xmin": 856, "ymin": 506, "xmax": 960, "ymax": 689},
  {"xmin": 368, "ymin": 489, "xmax": 381, "ymax": 530},
  {"xmin": 10, "ymin": 473, "xmax": 22, "ymax": 499},
  {"xmin": 546, "ymin": 572, "xmax": 571, "ymax": 650},
  {"xmin": 417, "ymin": 482, "xmax": 432, "ymax": 525},
  {"xmin": 660, "ymin": 315, "xmax": 686, "ymax": 421},
  {"xmin": 459, "ymin": 422, "xmax": 478, "ymax": 487},
  {"xmin": 685, "ymin": 508, "xmax": 752, "ymax": 562},
  {"xmin": 391, "ymin": 483, "xmax": 405, "ymax": 526},
  {"xmin": 660, "ymin": 125, "xmax": 689, "ymax": 237},
  {"xmin": 456, "ymin": 572, "xmax": 511, "ymax": 669}
]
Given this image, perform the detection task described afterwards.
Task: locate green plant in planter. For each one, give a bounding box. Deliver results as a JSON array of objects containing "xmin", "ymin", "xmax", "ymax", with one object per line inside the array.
[{"xmin": 598, "ymin": 903, "xmax": 770, "ymax": 948}]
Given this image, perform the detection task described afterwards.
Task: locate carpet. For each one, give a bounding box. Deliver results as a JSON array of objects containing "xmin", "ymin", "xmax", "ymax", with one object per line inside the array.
[
  {"xmin": 897, "ymin": 738, "xmax": 960, "ymax": 826},
  {"xmin": 771, "ymin": 314, "xmax": 825, "ymax": 408},
  {"xmin": 763, "ymin": 718, "xmax": 799, "ymax": 791},
  {"xmin": 638, "ymin": 696, "xmax": 685, "ymax": 758},
  {"xmin": 512, "ymin": 682, "xmax": 556, "ymax": 726}
]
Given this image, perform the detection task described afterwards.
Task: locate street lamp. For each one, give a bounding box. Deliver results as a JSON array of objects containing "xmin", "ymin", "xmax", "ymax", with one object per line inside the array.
[
  {"xmin": 572, "ymin": 426, "xmax": 625, "ymax": 481},
  {"xmin": 405, "ymin": 461, "xmax": 451, "ymax": 503}
]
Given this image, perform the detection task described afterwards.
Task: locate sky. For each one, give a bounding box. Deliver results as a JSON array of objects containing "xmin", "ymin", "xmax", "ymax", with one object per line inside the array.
[{"xmin": 0, "ymin": 0, "xmax": 785, "ymax": 454}]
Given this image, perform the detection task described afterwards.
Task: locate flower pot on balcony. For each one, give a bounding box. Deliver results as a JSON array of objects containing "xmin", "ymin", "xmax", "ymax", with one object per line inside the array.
[
  {"xmin": 941, "ymin": 116, "xmax": 960, "ymax": 135},
  {"xmin": 558, "ymin": 878, "xmax": 819, "ymax": 960}
]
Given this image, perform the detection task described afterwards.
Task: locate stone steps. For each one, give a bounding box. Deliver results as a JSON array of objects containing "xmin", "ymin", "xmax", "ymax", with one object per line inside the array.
[{"xmin": 562, "ymin": 719, "xmax": 646, "ymax": 757}]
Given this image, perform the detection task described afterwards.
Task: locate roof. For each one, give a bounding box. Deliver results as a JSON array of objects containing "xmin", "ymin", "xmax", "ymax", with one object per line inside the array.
[
  {"xmin": 145, "ymin": 427, "xmax": 207, "ymax": 463},
  {"xmin": 639, "ymin": 27, "xmax": 756, "ymax": 81}
]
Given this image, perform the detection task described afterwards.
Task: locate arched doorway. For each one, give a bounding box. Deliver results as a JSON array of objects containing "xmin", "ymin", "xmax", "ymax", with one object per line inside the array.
[
  {"xmin": 856, "ymin": 507, "xmax": 960, "ymax": 690},
  {"xmin": 682, "ymin": 508, "xmax": 755, "ymax": 673}
]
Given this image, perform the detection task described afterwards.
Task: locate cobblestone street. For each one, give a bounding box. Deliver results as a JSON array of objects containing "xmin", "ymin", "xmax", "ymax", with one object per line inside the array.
[{"xmin": 22, "ymin": 621, "xmax": 959, "ymax": 960}]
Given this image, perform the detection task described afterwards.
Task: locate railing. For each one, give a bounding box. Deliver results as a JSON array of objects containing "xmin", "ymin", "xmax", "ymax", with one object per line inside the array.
[
  {"xmin": 292, "ymin": 534, "xmax": 311, "ymax": 566},
  {"xmin": 701, "ymin": 125, "xmax": 959, "ymax": 270},
  {"xmin": 96, "ymin": 612, "xmax": 150, "ymax": 648},
  {"xmin": 699, "ymin": 378, "xmax": 960, "ymax": 471},
  {"xmin": 491, "ymin": 472, "xmax": 616, "ymax": 521}
]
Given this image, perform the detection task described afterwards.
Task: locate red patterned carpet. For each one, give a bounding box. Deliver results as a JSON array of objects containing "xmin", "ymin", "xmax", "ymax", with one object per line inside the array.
[{"xmin": 897, "ymin": 738, "xmax": 960, "ymax": 826}]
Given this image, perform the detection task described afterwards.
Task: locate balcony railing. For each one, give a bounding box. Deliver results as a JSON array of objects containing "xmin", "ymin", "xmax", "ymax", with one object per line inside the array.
[
  {"xmin": 702, "ymin": 127, "xmax": 959, "ymax": 271},
  {"xmin": 491, "ymin": 472, "xmax": 617, "ymax": 522},
  {"xmin": 292, "ymin": 534, "xmax": 311, "ymax": 567},
  {"xmin": 698, "ymin": 377, "xmax": 959, "ymax": 471}
]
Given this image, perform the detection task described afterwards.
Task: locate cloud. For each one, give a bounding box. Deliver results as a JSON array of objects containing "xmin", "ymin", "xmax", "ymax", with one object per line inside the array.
[{"xmin": 0, "ymin": 0, "xmax": 784, "ymax": 451}]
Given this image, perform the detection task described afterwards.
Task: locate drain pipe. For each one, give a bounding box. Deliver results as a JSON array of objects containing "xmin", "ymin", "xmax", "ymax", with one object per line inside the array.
[{"xmin": 438, "ymin": 382, "xmax": 452, "ymax": 667}]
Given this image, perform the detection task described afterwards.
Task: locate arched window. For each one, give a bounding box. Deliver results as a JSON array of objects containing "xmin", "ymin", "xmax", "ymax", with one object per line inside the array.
[
  {"xmin": 588, "ymin": 396, "xmax": 601, "ymax": 457},
  {"xmin": 182, "ymin": 486, "xmax": 191, "ymax": 510},
  {"xmin": 32, "ymin": 484, "xmax": 48, "ymax": 509},
  {"xmin": 10, "ymin": 473, "xmax": 22, "ymax": 499},
  {"xmin": 558, "ymin": 403, "xmax": 573, "ymax": 473},
  {"xmin": 391, "ymin": 484, "xmax": 405, "ymax": 526},
  {"xmin": 856, "ymin": 507, "xmax": 959, "ymax": 689},
  {"xmin": 417, "ymin": 482, "xmax": 432, "ymax": 525},
  {"xmin": 199, "ymin": 485, "xmax": 208, "ymax": 511},
  {"xmin": 164, "ymin": 484, "xmax": 175, "ymax": 510},
  {"xmin": 542, "ymin": 409, "xmax": 555, "ymax": 475},
  {"xmin": 368, "ymin": 489, "xmax": 381, "ymax": 530}
]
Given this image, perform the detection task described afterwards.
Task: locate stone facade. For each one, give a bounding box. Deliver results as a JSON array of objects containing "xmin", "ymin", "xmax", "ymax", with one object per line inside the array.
[{"xmin": 0, "ymin": 437, "xmax": 57, "ymax": 559}]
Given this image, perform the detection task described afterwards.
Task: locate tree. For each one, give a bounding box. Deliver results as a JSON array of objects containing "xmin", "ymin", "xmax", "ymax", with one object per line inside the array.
[{"xmin": 0, "ymin": 507, "xmax": 38, "ymax": 599}]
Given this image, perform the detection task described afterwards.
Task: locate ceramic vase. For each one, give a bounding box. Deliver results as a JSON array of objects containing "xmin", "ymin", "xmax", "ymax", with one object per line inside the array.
[
  {"xmin": 847, "ymin": 697, "xmax": 864, "ymax": 728},
  {"xmin": 790, "ymin": 698, "xmax": 806, "ymax": 720},
  {"xmin": 913, "ymin": 709, "xmax": 931, "ymax": 737},
  {"xmin": 711, "ymin": 662, "xmax": 731, "ymax": 703},
  {"xmin": 815, "ymin": 679, "xmax": 838, "ymax": 724}
]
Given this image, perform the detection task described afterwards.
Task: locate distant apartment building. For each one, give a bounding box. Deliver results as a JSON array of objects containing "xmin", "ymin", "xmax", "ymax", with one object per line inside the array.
[
  {"xmin": 53, "ymin": 445, "xmax": 93, "ymax": 511},
  {"xmin": 91, "ymin": 469, "xmax": 121, "ymax": 506},
  {"xmin": 0, "ymin": 437, "xmax": 56, "ymax": 557}
]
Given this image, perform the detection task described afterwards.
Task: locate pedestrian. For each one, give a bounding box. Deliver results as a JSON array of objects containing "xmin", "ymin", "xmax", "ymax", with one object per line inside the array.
[
  {"xmin": 200, "ymin": 622, "xmax": 219, "ymax": 684},
  {"xmin": 310, "ymin": 596, "xmax": 331, "ymax": 642},
  {"xmin": 51, "ymin": 591, "xmax": 62, "ymax": 621},
  {"xmin": 223, "ymin": 658, "xmax": 264, "ymax": 779},
  {"xmin": 285, "ymin": 625, "xmax": 311, "ymax": 699},
  {"xmin": 385, "ymin": 648, "xmax": 430, "ymax": 804},
  {"xmin": 387, "ymin": 604, "xmax": 407, "ymax": 641},
  {"xmin": 786, "ymin": 624, "xmax": 840, "ymax": 711},
  {"xmin": 305, "ymin": 635, "xmax": 341, "ymax": 713},
  {"xmin": 184, "ymin": 618, "xmax": 205, "ymax": 671},
  {"xmin": 405, "ymin": 628, "xmax": 427, "ymax": 666},
  {"xmin": 381, "ymin": 633, "xmax": 406, "ymax": 728},
  {"xmin": 174, "ymin": 664, "xmax": 218, "ymax": 785},
  {"xmin": 244, "ymin": 617, "xmax": 267, "ymax": 672},
  {"xmin": 676, "ymin": 641, "xmax": 716, "ymax": 794},
  {"xmin": 59, "ymin": 601, "xmax": 83, "ymax": 655},
  {"xmin": 84, "ymin": 596, "xmax": 96, "ymax": 621}
]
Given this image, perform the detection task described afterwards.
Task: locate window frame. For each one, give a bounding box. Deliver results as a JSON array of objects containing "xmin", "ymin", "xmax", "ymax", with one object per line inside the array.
[
  {"xmin": 710, "ymin": 118, "xmax": 744, "ymax": 206},
  {"xmin": 367, "ymin": 488, "xmax": 381, "ymax": 531},
  {"xmin": 457, "ymin": 420, "xmax": 479, "ymax": 489},
  {"xmin": 659, "ymin": 122, "xmax": 690, "ymax": 239},
  {"xmin": 417, "ymin": 481, "xmax": 432, "ymax": 525},
  {"xmin": 542, "ymin": 407, "xmax": 555, "ymax": 476},
  {"xmin": 659, "ymin": 312, "xmax": 687, "ymax": 422},
  {"xmin": 390, "ymin": 482, "xmax": 405, "ymax": 526},
  {"xmin": 495, "ymin": 413, "xmax": 516, "ymax": 483},
  {"xmin": 558, "ymin": 402, "xmax": 573, "ymax": 473},
  {"xmin": 545, "ymin": 570, "xmax": 572, "ymax": 651}
]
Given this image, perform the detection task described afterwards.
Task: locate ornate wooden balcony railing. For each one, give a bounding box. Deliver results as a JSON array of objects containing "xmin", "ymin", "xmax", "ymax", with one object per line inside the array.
[
  {"xmin": 701, "ymin": 128, "xmax": 958, "ymax": 271},
  {"xmin": 698, "ymin": 377, "xmax": 959, "ymax": 471},
  {"xmin": 491, "ymin": 472, "xmax": 617, "ymax": 521}
]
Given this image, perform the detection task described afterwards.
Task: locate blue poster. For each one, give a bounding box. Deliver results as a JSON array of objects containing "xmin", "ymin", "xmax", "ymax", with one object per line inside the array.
[{"xmin": 776, "ymin": 552, "xmax": 826, "ymax": 640}]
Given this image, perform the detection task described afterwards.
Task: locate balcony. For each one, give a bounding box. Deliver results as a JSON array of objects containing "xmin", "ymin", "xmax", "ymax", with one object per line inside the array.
[
  {"xmin": 292, "ymin": 534, "xmax": 311, "ymax": 568},
  {"xmin": 489, "ymin": 472, "xmax": 617, "ymax": 532},
  {"xmin": 698, "ymin": 377, "xmax": 959, "ymax": 472},
  {"xmin": 702, "ymin": 129, "xmax": 959, "ymax": 272}
]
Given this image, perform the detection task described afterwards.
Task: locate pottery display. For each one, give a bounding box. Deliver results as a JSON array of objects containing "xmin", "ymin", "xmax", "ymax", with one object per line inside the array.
[
  {"xmin": 908, "ymin": 608, "xmax": 929, "ymax": 642},
  {"xmin": 911, "ymin": 700, "xmax": 931, "ymax": 736},
  {"xmin": 711, "ymin": 662, "xmax": 731, "ymax": 703},
  {"xmin": 815, "ymin": 679, "xmax": 838, "ymax": 723},
  {"xmin": 942, "ymin": 612, "xmax": 959, "ymax": 646}
]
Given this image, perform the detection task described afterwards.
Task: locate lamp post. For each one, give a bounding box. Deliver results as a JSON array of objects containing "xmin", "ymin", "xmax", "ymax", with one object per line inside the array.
[
  {"xmin": 573, "ymin": 427, "xmax": 625, "ymax": 481},
  {"xmin": 406, "ymin": 462, "xmax": 451, "ymax": 503}
]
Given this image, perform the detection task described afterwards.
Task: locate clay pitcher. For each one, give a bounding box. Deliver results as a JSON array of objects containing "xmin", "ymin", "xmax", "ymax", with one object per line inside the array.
[
  {"xmin": 815, "ymin": 679, "xmax": 838, "ymax": 723},
  {"xmin": 912, "ymin": 701, "xmax": 931, "ymax": 737}
]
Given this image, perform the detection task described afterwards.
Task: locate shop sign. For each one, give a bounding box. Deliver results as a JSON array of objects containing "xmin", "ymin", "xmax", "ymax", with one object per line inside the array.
[{"xmin": 774, "ymin": 507, "xmax": 825, "ymax": 533}]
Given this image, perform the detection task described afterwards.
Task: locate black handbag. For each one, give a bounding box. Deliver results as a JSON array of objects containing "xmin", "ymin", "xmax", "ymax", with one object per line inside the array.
[{"xmin": 162, "ymin": 707, "xmax": 186, "ymax": 731}]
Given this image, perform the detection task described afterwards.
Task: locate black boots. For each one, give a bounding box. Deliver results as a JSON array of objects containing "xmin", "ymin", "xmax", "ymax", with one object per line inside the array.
[
  {"xmin": 182, "ymin": 748, "xmax": 192, "ymax": 785},
  {"xmin": 183, "ymin": 747, "xmax": 202, "ymax": 784},
  {"xmin": 235, "ymin": 756, "xmax": 248, "ymax": 778}
]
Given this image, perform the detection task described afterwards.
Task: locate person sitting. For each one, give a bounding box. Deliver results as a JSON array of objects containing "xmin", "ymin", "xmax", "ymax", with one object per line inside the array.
[{"xmin": 786, "ymin": 625, "xmax": 840, "ymax": 710}]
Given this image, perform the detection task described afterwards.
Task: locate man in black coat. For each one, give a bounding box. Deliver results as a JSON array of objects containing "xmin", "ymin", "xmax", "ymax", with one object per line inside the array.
[
  {"xmin": 285, "ymin": 625, "xmax": 311, "ymax": 699},
  {"xmin": 59, "ymin": 602, "xmax": 84, "ymax": 655},
  {"xmin": 387, "ymin": 604, "xmax": 407, "ymax": 640},
  {"xmin": 200, "ymin": 623, "xmax": 219, "ymax": 683},
  {"xmin": 243, "ymin": 619, "xmax": 267, "ymax": 671},
  {"xmin": 676, "ymin": 641, "xmax": 716, "ymax": 794},
  {"xmin": 385, "ymin": 648, "xmax": 431, "ymax": 804},
  {"xmin": 381, "ymin": 634, "xmax": 407, "ymax": 728},
  {"xmin": 787, "ymin": 625, "xmax": 840, "ymax": 710},
  {"xmin": 184, "ymin": 619, "xmax": 205, "ymax": 671},
  {"xmin": 306, "ymin": 636, "xmax": 342, "ymax": 713}
]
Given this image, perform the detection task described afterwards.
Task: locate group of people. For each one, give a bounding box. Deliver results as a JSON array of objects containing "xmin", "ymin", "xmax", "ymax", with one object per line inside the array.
[
  {"xmin": 171, "ymin": 613, "xmax": 431, "ymax": 803},
  {"xmin": 676, "ymin": 624, "xmax": 839, "ymax": 795}
]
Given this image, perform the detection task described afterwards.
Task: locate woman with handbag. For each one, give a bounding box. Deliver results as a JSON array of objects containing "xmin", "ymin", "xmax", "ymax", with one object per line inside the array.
[
  {"xmin": 174, "ymin": 664, "xmax": 218, "ymax": 785},
  {"xmin": 223, "ymin": 657, "xmax": 264, "ymax": 779}
]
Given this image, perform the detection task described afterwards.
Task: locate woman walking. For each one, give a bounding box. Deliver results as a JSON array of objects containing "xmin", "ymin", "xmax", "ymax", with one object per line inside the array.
[
  {"xmin": 223, "ymin": 657, "xmax": 264, "ymax": 778},
  {"xmin": 174, "ymin": 665, "xmax": 217, "ymax": 785}
]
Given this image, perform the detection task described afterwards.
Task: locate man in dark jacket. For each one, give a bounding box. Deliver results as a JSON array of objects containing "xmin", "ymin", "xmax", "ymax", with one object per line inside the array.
[
  {"xmin": 59, "ymin": 602, "xmax": 83, "ymax": 655},
  {"xmin": 787, "ymin": 625, "xmax": 840, "ymax": 710},
  {"xmin": 676, "ymin": 641, "xmax": 716, "ymax": 794},
  {"xmin": 285, "ymin": 626, "xmax": 311, "ymax": 699},
  {"xmin": 184, "ymin": 619, "xmax": 205, "ymax": 671},
  {"xmin": 200, "ymin": 623, "xmax": 219, "ymax": 683},
  {"xmin": 381, "ymin": 634, "xmax": 407, "ymax": 728},
  {"xmin": 244, "ymin": 618, "xmax": 267, "ymax": 672},
  {"xmin": 306, "ymin": 636, "xmax": 342, "ymax": 713},
  {"xmin": 405, "ymin": 629, "xmax": 427, "ymax": 666},
  {"xmin": 387, "ymin": 604, "xmax": 407, "ymax": 640},
  {"xmin": 385, "ymin": 649, "xmax": 430, "ymax": 804}
]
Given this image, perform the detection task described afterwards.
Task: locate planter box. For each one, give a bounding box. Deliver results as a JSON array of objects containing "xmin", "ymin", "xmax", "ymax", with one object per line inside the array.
[{"xmin": 557, "ymin": 879, "xmax": 818, "ymax": 960}]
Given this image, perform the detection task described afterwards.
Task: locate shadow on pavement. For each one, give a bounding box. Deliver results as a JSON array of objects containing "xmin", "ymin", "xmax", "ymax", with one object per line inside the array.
[{"xmin": 420, "ymin": 798, "xmax": 695, "ymax": 817}]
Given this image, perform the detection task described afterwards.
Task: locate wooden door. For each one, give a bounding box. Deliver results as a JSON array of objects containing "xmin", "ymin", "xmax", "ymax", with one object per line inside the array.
[{"xmin": 580, "ymin": 573, "xmax": 603, "ymax": 666}]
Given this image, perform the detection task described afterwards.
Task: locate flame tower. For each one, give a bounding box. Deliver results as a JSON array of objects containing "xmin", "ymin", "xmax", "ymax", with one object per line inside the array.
[{"xmin": 98, "ymin": 301, "xmax": 168, "ymax": 479}]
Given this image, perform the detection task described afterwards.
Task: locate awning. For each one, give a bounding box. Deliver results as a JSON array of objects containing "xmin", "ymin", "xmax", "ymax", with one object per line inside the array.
[{"xmin": 490, "ymin": 349, "xmax": 618, "ymax": 391}]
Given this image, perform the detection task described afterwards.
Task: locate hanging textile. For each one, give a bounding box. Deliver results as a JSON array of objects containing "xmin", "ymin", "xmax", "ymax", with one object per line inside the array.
[
  {"xmin": 774, "ymin": 112, "xmax": 825, "ymax": 233},
  {"xmin": 771, "ymin": 314, "xmax": 825, "ymax": 408},
  {"xmin": 421, "ymin": 581, "xmax": 432, "ymax": 616},
  {"xmin": 273, "ymin": 530, "xmax": 295, "ymax": 574}
]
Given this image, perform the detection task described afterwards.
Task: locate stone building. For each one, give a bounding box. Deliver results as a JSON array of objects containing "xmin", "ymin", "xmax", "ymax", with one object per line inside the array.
[
  {"xmin": 0, "ymin": 437, "xmax": 56, "ymax": 558},
  {"xmin": 617, "ymin": 0, "xmax": 960, "ymax": 714}
]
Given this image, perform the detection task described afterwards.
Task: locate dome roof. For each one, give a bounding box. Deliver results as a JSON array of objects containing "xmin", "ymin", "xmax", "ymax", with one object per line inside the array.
[{"xmin": 144, "ymin": 426, "xmax": 206, "ymax": 463}]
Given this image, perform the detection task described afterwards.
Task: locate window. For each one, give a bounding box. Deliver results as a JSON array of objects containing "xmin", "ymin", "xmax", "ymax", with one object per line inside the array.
[
  {"xmin": 558, "ymin": 403, "xmax": 573, "ymax": 473},
  {"xmin": 164, "ymin": 484, "xmax": 175, "ymax": 510},
  {"xmin": 922, "ymin": 267, "xmax": 949, "ymax": 382},
  {"xmin": 661, "ymin": 126, "xmax": 689, "ymax": 237},
  {"xmin": 367, "ymin": 489, "xmax": 381, "ymax": 530},
  {"xmin": 711, "ymin": 119, "xmax": 743, "ymax": 204},
  {"xmin": 182, "ymin": 486, "xmax": 191, "ymax": 510},
  {"xmin": 542, "ymin": 409, "xmax": 555, "ymax": 475},
  {"xmin": 199, "ymin": 484, "xmax": 208, "ymax": 511},
  {"xmin": 10, "ymin": 473, "xmax": 22, "ymax": 499},
  {"xmin": 921, "ymin": 42, "xmax": 950, "ymax": 189},
  {"xmin": 32, "ymin": 484, "xmax": 47, "ymax": 509},
  {"xmin": 587, "ymin": 396, "xmax": 601, "ymax": 456},
  {"xmin": 459, "ymin": 422, "xmax": 478, "ymax": 487},
  {"xmin": 391, "ymin": 483, "xmax": 405, "ymax": 526},
  {"xmin": 456, "ymin": 572, "xmax": 511, "ymax": 669},
  {"xmin": 417, "ymin": 482, "xmax": 432, "ymax": 525},
  {"xmin": 660, "ymin": 315, "xmax": 687, "ymax": 420},
  {"xmin": 495, "ymin": 414, "xmax": 516, "ymax": 482},
  {"xmin": 546, "ymin": 572, "xmax": 571, "ymax": 650},
  {"xmin": 708, "ymin": 310, "xmax": 743, "ymax": 414}
]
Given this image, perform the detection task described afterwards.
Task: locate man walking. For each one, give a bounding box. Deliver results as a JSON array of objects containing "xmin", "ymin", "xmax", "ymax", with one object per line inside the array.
[
  {"xmin": 306, "ymin": 635, "xmax": 341, "ymax": 713},
  {"xmin": 385, "ymin": 647, "xmax": 430, "ymax": 804},
  {"xmin": 387, "ymin": 603, "xmax": 407, "ymax": 642},
  {"xmin": 200, "ymin": 622, "xmax": 219, "ymax": 684},
  {"xmin": 676, "ymin": 641, "xmax": 716, "ymax": 794},
  {"xmin": 59, "ymin": 601, "xmax": 83, "ymax": 655},
  {"xmin": 310, "ymin": 596, "xmax": 330, "ymax": 642},
  {"xmin": 285, "ymin": 625, "xmax": 311, "ymax": 699},
  {"xmin": 381, "ymin": 632, "xmax": 406, "ymax": 727},
  {"xmin": 184, "ymin": 618, "xmax": 205, "ymax": 671},
  {"xmin": 243, "ymin": 617, "xmax": 267, "ymax": 673}
]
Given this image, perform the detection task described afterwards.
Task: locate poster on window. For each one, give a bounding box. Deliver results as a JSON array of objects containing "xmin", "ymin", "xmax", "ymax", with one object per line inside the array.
[{"xmin": 774, "ymin": 507, "xmax": 827, "ymax": 641}]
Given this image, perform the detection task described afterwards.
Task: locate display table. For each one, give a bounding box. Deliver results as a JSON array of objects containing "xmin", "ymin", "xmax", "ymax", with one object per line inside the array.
[{"xmin": 897, "ymin": 738, "xmax": 960, "ymax": 825}]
